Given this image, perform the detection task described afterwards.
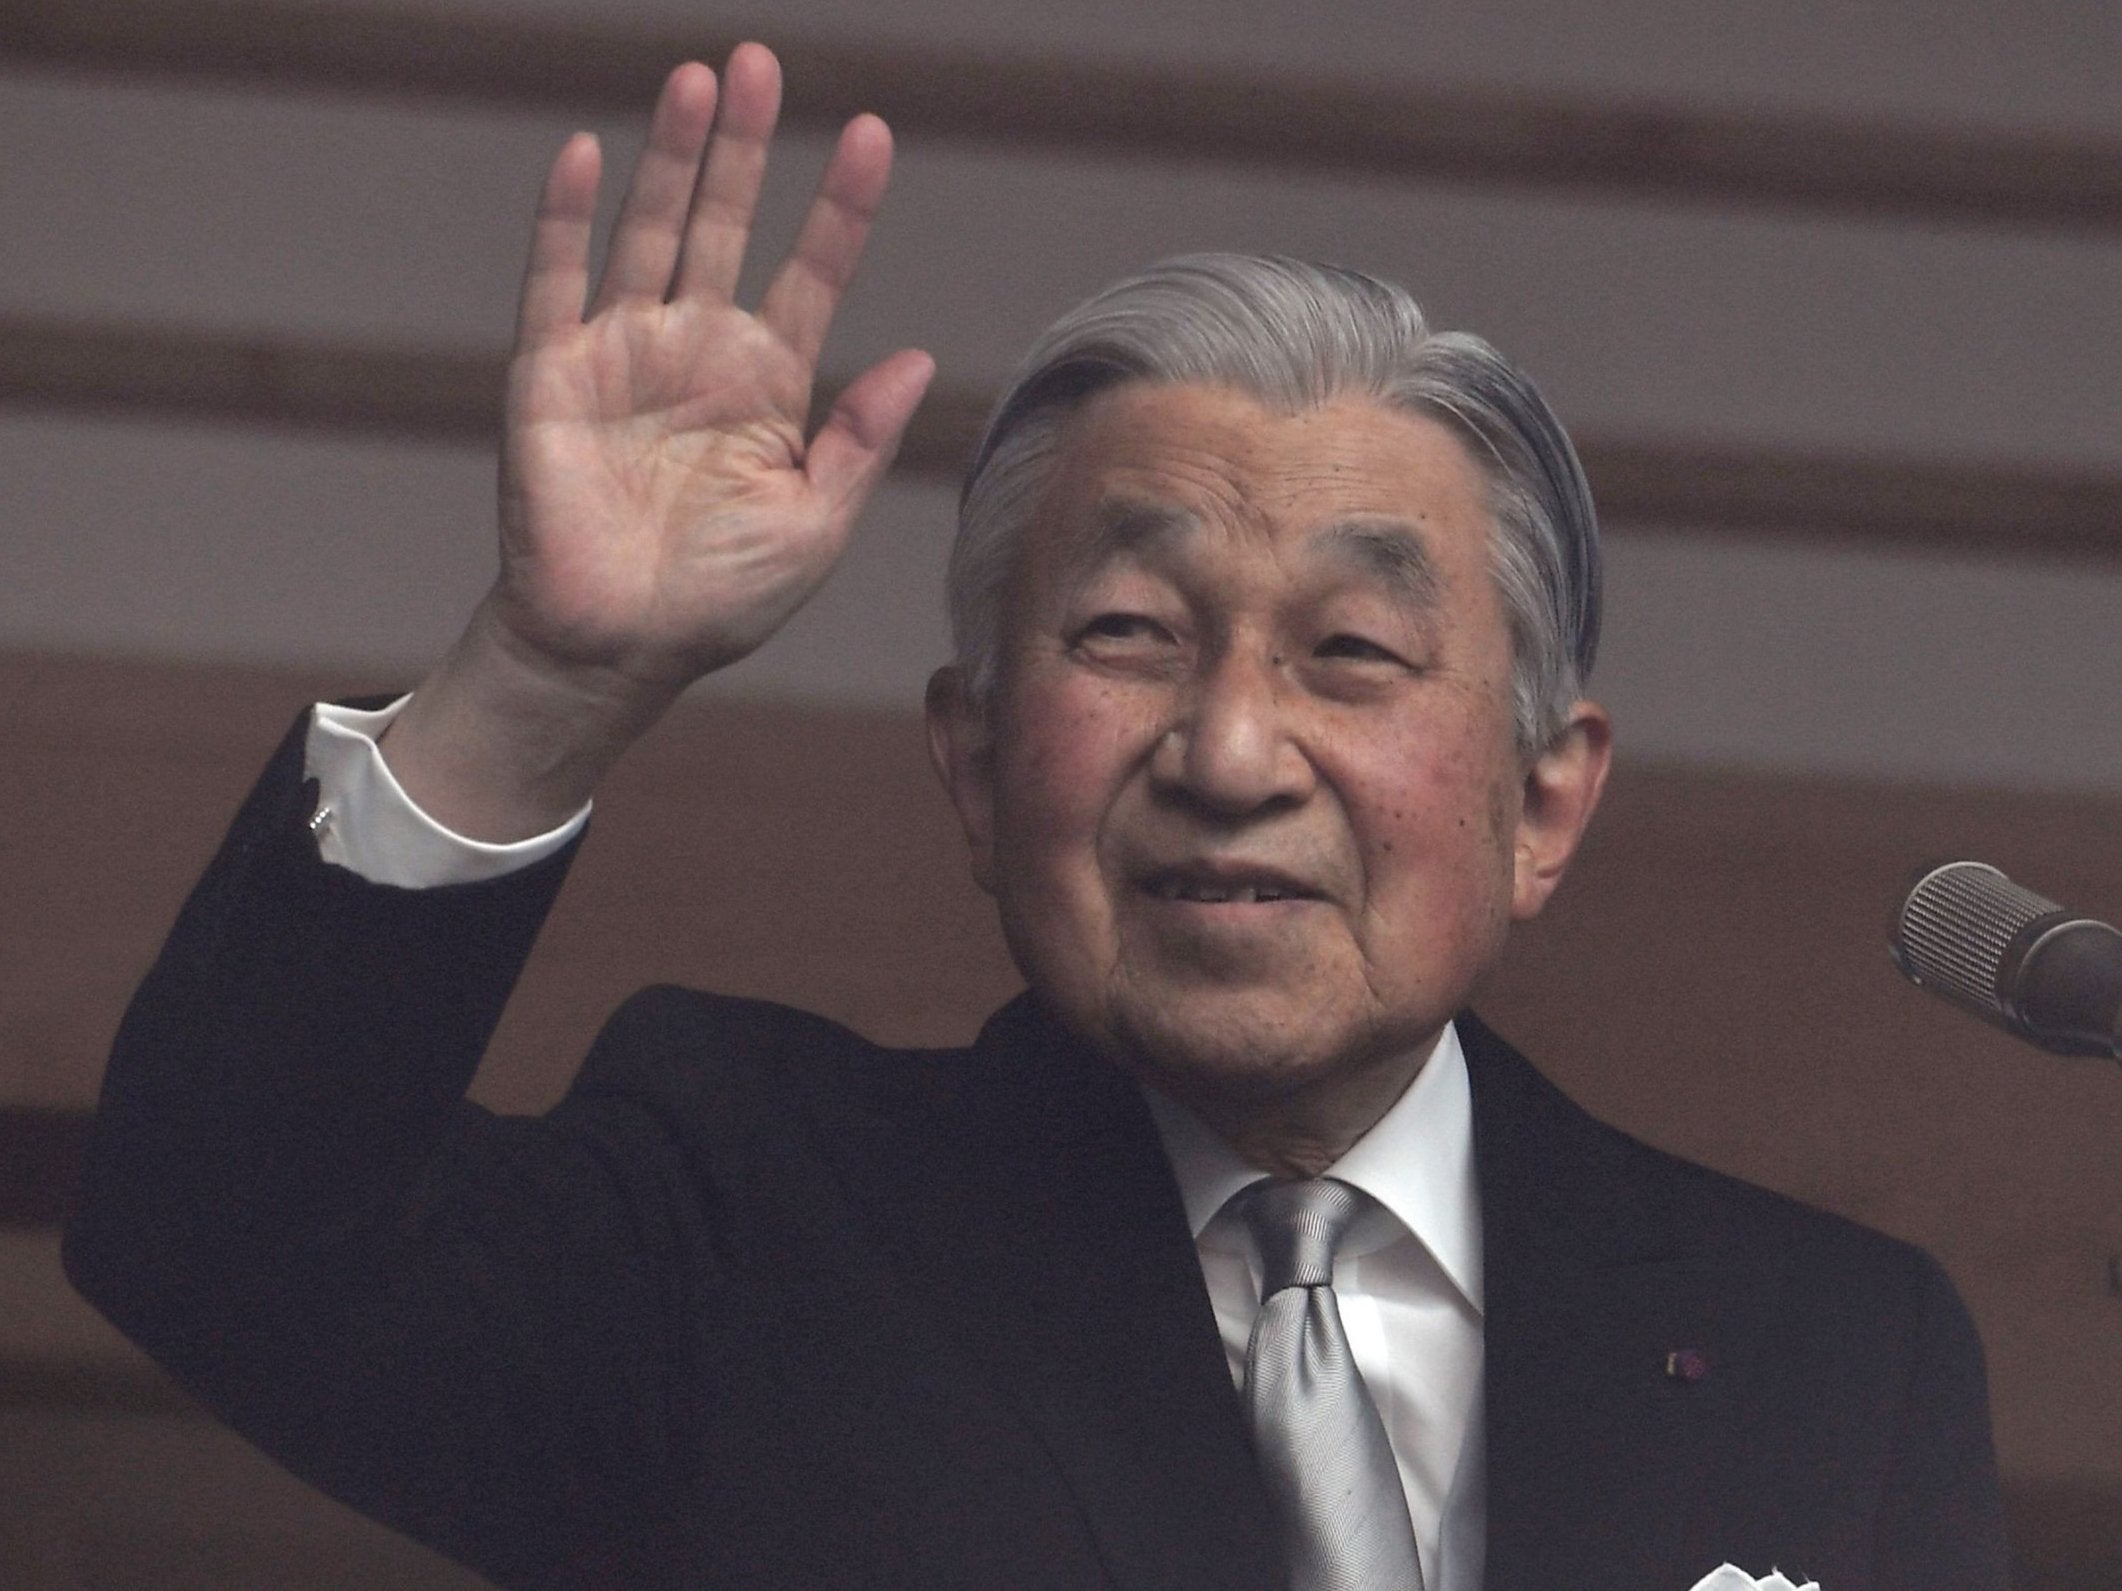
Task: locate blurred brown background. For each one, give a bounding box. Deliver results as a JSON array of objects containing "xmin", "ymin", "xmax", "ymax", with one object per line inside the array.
[{"xmin": 2, "ymin": 0, "xmax": 2120, "ymax": 1584}]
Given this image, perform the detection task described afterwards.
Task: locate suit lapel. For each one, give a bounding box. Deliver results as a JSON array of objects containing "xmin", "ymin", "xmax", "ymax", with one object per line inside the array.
[
  {"xmin": 1465, "ymin": 1015, "xmax": 1740, "ymax": 1591},
  {"xmin": 815, "ymin": 1000, "xmax": 1754, "ymax": 1590},
  {"xmin": 834, "ymin": 996, "xmax": 1283, "ymax": 1591}
]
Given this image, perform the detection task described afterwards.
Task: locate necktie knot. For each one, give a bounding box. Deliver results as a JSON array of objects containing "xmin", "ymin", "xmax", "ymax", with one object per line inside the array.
[{"xmin": 1242, "ymin": 1177, "xmax": 1362, "ymax": 1295}]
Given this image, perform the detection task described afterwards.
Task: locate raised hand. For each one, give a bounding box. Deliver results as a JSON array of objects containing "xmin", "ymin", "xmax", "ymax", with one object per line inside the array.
[
  {"xmin": 384, "ymin": 47, "xmax": 932, "ymax": 839},
  {"xmin": 499, "ymin": 47, "xmax": 930, "ymax": 688}
]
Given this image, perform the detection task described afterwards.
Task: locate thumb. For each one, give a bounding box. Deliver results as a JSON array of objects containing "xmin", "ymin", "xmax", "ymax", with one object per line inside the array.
[{"xmin": 805, "ymin": 349, "xmax": 937, "ymax": 513}]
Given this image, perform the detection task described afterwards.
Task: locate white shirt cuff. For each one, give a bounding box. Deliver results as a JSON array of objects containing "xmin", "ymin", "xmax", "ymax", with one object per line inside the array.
[{"xmin": 302, "ymin": 697, "xmax": 590, "ymax": 888}]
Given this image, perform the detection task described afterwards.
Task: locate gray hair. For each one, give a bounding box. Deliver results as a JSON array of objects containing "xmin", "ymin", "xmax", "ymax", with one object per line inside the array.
[{"xmin": 947, "ymin": 253, "xmax": 1600, "ymax": 755}]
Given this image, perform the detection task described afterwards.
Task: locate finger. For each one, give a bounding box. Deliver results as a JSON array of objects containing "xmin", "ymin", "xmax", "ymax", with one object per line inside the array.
[
  {"xmin": 589, "ymin": 62, "xmax": 720, "ymax": 314},
  {"xmin": 758, "ymin": 113, "xmax": 894, "ymax": 370},
  {"xmin": 672, "ymin": 42, "xmax": 783, "ymax": 301},
  {"xmin": 806, "ymin": 348, "xmax": 936, "ymax": 514},
  {"xmin": 516, "ymin": 132, "xmax": 602, "ymax": 347}
]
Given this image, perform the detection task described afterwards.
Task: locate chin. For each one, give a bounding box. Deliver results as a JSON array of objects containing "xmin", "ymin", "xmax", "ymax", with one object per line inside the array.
[{"xmin": 1101, "ymin": 989, "xmax": 1387, "ymax": 1109}]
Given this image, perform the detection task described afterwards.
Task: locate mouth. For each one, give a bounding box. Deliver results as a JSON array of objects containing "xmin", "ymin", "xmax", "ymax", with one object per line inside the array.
[{"xmin": 1137, "ymin": 863, "xmax": 1323, "ymax": 906}]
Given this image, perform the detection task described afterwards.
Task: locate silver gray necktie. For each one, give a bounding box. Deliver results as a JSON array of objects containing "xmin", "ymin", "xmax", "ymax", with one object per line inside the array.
[{"xmin": 1242, "ymin": 1178, "xmax": 1425, "ymax": 1591}]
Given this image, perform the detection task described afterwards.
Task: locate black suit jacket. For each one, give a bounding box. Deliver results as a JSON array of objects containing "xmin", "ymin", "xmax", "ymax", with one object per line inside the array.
[{"xmin": 67, "ymin": 717, "xmax": 2008, "ymax": 1590}]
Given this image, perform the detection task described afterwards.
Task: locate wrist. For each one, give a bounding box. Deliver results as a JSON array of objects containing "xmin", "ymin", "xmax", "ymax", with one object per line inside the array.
[{"xmin": 380, "ymin": 599, "xmax": 678, "ymax": 841}]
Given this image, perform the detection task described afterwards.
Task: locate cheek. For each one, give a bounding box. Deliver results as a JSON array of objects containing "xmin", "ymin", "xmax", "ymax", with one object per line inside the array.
[
  {"xmin": 994, "ymin": 680, "xmax": 1155, "ymax": 864},
  {"xmin": 1349, "ymin": 719, "xmax": 1521, "ymax": 889}
]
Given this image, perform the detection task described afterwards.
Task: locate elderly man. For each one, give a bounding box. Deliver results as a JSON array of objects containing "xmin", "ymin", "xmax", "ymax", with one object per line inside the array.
[{"xmin": 69, "ymin": 46, "xmax": 2006, "ymax": 1591}]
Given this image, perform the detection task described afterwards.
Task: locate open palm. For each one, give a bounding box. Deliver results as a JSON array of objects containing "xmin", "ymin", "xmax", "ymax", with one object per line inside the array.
[
  {"xmin": 377, "ymin": 47, "xmax": 931, "ymax": 839},
  {"xmin": 493, "ymin": 48, "xmax": 932, "ymax": 695}
]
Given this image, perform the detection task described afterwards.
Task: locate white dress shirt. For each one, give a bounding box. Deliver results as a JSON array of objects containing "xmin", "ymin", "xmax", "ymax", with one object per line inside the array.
[
  {"xmin": 306, "ymin": 695, "xmax": 1488, "ymax": 1590},
  {"xmin": 1143, "ymin": 1032, "xmax": 1487, "ymax": 1591},
  {"xmin": 305, "ymin": 698, "xmax": 584, "ymax": 885}
]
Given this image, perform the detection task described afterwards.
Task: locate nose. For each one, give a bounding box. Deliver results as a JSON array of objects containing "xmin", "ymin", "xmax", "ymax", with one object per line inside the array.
[{"xmin": 1150, "ymin": 647, "xmax": 1317, "ymax": 817}]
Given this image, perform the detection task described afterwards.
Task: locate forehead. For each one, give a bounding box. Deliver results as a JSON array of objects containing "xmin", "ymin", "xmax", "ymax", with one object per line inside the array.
[{"xmin": 1031, "ymin": 381, "xmax": 1497, "ymax": 576}]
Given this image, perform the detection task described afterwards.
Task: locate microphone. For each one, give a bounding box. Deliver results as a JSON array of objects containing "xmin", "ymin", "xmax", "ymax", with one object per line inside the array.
[{"xmin": 1892, "ymin": 861, "xmax": 2122, "ymax": 1060}]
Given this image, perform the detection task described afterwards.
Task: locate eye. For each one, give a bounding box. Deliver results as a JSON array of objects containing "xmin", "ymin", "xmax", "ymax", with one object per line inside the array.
[
  {"xmin": 1081, "ymin": 613, "xmax": 1167, "ymax": 640},
  {"xmin": 1314, "ymin": 633, "xmax": 1408, "ymax": 666},
  {"xmin": 1071, "ymin": 612, "xmax": 1177, "ymax": 652}
]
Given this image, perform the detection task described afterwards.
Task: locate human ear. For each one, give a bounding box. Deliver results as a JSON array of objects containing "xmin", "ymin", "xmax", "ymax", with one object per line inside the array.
[
  {"xmin": 924, "ymin": 665, "xmax": 998, "ymax": 895},
  {"xmin": 1510, "ymin": 700, "xmax": 1612, "ymax": 921}
]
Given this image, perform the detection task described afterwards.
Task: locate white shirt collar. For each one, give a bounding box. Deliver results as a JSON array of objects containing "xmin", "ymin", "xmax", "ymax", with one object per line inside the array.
[{"xmin": 1141, "ymin": 1021, "xmax": 1484, "ymax": 1314}]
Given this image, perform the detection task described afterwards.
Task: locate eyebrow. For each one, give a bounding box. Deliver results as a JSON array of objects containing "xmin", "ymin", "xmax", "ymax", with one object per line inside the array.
[
  {"xmin": 1073, "ymin": 496, "xmax": 1200, "ymax": 570},
  {"xmin": 1314, "ymin": 520, "xmax": 1443, "ymax": 611},
  {"xmin": 1067, "ymin": 499, "xmax": 1444, "ymax": 613}
]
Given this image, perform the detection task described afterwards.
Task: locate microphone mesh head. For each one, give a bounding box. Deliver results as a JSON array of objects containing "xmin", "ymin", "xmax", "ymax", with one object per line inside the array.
[{"xmin": 1893, "ymin": 861, "xmax": 2061, "ymax": 1019}]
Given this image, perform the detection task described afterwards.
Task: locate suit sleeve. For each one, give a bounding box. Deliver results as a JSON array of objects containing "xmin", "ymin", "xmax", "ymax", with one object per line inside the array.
[
  {"xmin": 64, "ymin": 712, "xmax": 695, "ymax": 1585},
  {"xmin": 1873, "ymin": 1252, "xmax": 2011, "ymax": 1591}
]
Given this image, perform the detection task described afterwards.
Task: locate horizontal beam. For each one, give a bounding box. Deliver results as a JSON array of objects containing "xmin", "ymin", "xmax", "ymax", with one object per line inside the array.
[
  {"xmin": 1581, "ymin": 439, "xmax": 2122, "ymax": 560},
  {"xmin": 0, "ymin": 1352, "xmax": 198, "ymax": 1416},
  {"xmin": 4, "ymin": 315, "xmax": 2118, "ymax": 561},
  {"xmin": 3, "ymin": 0, "xmax": 2119, "ymax": 232},
  {"xmin": 0, "ymin": 316, "xmax": 505, "ymax": 447}
]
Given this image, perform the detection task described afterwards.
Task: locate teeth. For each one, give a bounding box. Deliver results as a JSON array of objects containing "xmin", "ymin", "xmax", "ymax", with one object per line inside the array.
[{"xmin": 1156, "ymin": 881, "xmax": 1290, "ymax": 903}]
